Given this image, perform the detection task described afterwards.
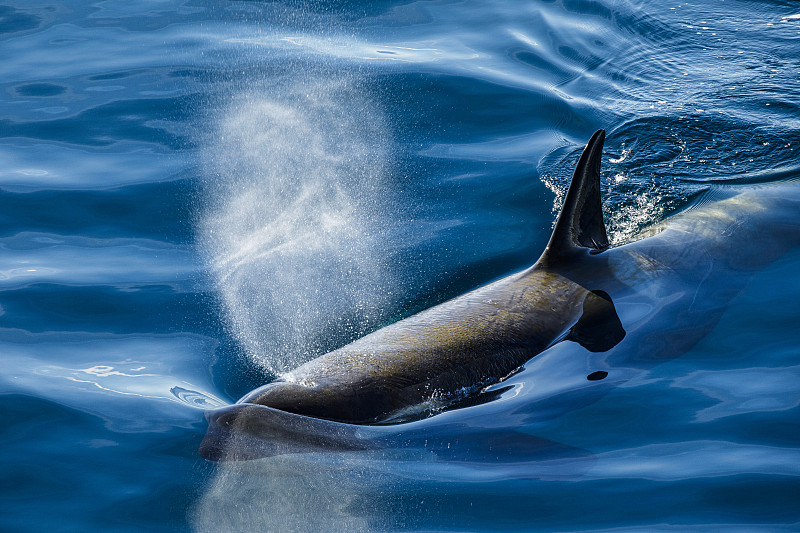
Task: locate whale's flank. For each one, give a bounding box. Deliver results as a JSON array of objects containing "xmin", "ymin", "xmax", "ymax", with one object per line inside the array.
[{"xmin": 236, "ymin": 130, "xmax": 624, "ymax": 424}]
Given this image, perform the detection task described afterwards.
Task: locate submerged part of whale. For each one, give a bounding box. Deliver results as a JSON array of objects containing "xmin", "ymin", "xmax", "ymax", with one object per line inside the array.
[
  {"xmin": 201, "ymin": 130, "xmax": 800, "ymax": 459},
  {"xmin": 199, "ymin": 404, "xmax": 372, "ymax": 461},
  {"xmin": 199, "ymin": 399, "xmax": 596, "ymax": 463}
]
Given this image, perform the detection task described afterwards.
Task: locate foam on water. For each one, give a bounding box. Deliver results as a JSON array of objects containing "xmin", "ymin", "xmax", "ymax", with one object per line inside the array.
[
  {"xmin": 197, "ymin": 75, "xmax": 397, "ymax": 375},
  {"xmin": 539, "ymin": 138, "xmax": 678, "ymax": 245}
]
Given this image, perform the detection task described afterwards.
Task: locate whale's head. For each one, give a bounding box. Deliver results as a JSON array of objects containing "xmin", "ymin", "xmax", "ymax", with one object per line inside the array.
[
  {"xmin": 237, "ymin": 379, "xmax": 388, "ymax": 424},
  {"xmin": 199, "ymin": 401, "xmax": 373, "ymax": 461}
]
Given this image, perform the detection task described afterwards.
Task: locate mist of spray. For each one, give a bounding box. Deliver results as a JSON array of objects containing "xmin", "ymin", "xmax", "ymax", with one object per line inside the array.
[{"xmin": 198, "ymin": 76, "xmax": 397, "ymax": 375}]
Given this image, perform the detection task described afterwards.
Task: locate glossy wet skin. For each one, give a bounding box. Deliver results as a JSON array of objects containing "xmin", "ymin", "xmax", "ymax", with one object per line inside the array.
[{"xmin": 239, "ymin": 266, "xmax": 620, "ymax": 423}]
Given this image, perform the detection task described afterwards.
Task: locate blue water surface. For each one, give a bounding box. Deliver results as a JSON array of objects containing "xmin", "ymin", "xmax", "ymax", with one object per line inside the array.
[{"xmin": 1, "ymin": 1, "xmax": 799, "ymax": 531}]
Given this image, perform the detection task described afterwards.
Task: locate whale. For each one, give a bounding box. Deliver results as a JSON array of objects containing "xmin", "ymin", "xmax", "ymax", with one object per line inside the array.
[
  {"xmin": 237, "ymin": 130, "xmax": 627, "ymax": 423},
  {"xmin": 201, "ymin": 129, "xmax": 800, "ymax": 459}
]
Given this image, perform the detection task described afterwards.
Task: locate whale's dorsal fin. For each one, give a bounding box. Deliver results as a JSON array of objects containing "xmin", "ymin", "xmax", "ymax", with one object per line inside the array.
[{"xmin": 539, "ymin": 129, "xmax": 608, "ymax": 266}]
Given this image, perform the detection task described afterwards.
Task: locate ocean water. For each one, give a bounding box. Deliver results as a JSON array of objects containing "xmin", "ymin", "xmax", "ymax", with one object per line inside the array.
[{"xmin": 1, "ymin": 0, "xmax": 799, "ymax": 531}]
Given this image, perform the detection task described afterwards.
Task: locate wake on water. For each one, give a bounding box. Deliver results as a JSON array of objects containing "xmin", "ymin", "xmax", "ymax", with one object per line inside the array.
[{"xmin": 197, "ymin": 76, "xmax": 399, "ymax": 376}]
